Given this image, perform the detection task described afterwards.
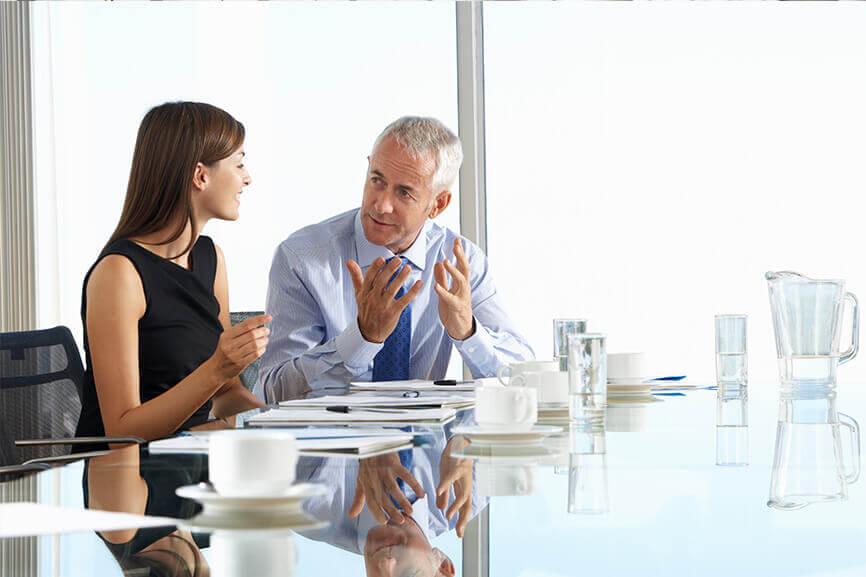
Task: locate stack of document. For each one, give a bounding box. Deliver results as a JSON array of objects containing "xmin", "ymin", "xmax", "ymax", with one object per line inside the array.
[
  {"xmin": 350, "ymin": 379, "xmax": 479, "ymax": 392},
  {"xmin": 149, "ymin": 428, "xmax": 414, "ymax": 458},
  {"xmin": 248, "ymin": 406, "xmax": 456, "ymax": 426},
  {"xmin": 279, "ymin": 394, "xmax": 474, "ymax": 410}
]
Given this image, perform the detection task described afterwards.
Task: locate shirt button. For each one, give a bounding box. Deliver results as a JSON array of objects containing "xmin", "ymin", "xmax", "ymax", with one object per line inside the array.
[{"xmin": 468, "ymin": 347, "xmax": 476, "ymax": 353}]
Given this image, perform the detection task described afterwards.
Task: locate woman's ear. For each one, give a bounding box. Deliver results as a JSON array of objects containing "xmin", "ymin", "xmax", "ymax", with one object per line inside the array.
[{"xmin": 192, "ymin": 162, "xmax": 208, "ymax": 192}]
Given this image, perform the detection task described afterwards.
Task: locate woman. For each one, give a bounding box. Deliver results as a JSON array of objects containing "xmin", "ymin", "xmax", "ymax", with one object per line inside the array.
[{"xmin": 76, "ymin": 101, "xmax": 269, "ymax": 443}]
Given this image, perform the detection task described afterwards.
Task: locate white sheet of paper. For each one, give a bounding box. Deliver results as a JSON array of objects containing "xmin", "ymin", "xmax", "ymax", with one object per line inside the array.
[
  {"xmin": 0, "ymin": 503, "xmax": 176, "ymax": 538},
  {"xmin": 279, "ymin": 394, "xmax": 474, "ymax": 409},
  {"xmin": 350, "ymin": 379, "xmax": 478, "ymax": 392},
  {"xmin": 248, "ymin": 407, "xmax": 456, "ymax": 425},
  {"xmin": 148, "ymin": 430, "xmax": 414, "ymax": 455}
]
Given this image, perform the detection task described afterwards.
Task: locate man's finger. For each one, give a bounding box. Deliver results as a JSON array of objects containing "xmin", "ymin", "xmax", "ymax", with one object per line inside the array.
[
  {"xmin": 385, "ymin": 478, "xmax": 414, "ymax": 517},
  {"xmin": 384, "ymin": 264, "xmax": 412, "ymax": 301},
  {"xmin": 395, "ymin": 280, "xmax": 423, "ymax": 309},
  {"xmin": 397, "ymin": 466, "xmax": 425, "ymax": 498},
  {"xmin": 347, "ymin": 260, "xmax": 364, "ymax": 295},
  {"xmin": 434, "ymin": 282, "xmax": 457, "ymax": 306},
  {"xmin": 454, "ymin": 238, "xmax": 471, "ymax": 278},
  {"xmin": 373, "ymin": 257, "xmax": 404, "ymax": 294},
  {"xmin": 442, "ymin": 259, "xmax": 465, "ymax": 293},
  {"xmin": 362, "ymin": 257, "xmax": 387, "ymax": 294},
  {"xmin": 348, "ymin": 486, "xmax": 366, "ymax": 519},
  {"xmin": 434, "ymin": 262, "xmax": 450, "ymax": 291}
]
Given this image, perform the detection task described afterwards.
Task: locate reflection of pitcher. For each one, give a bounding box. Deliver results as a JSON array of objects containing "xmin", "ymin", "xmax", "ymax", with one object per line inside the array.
[
  {"xmin": 766, "ymin": 271, "xmax": 859, "ymax": 386},
  {"xmin": 768, "ymin": 388, "xmax": 860, "ymax": 510}
]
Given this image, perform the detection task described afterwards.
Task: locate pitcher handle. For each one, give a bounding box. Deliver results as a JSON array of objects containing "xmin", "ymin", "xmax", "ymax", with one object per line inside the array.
[
  {"xmin": 840, "ymin": 292, "xmax": 859, "ymax": 365},
  {"xmin": 838, "ymin": 412, "xmax": 860, "ymax": 483}
]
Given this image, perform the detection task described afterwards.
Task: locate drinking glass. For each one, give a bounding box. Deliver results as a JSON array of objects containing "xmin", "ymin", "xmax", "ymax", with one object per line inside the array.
[
  {"xmin": 568, "ymin": 333, "xmax": 606, "ymax": 424},
  {"xmin": 715, "ymin": 314, "xmax": 747, "ymax": 388},
  {"xmin": 554, "ymin": 318, "xmax": 587, "ymax": 371}
]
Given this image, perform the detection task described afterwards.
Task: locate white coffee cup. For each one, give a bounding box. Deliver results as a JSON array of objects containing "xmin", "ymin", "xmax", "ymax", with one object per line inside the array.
[
  {"xmin": 475, "ymin": 386, "xmax": 538, "ymax": 431},
  {"xmin": 510, "ymin": 370, "xmax": 568, "ymax": 406},
  {"xmin": 607, "ymin": 352, "xmax": 648, "ymax": 383},
  {"xmin": 497, "ymin": 360, "xmax": 560, "ymax": 385},
  {"xmin": 209, "ymin": 430, "xmax": 298, "ymax": 497},
  {"xmin": 475, "ymin": 461, "xmax": 535, "ymax": 497}
]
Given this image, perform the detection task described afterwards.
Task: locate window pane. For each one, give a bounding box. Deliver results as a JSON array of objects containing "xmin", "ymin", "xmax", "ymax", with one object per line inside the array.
[
  {"xmin": 33, "ymin": 2, "xmax": 459, "ymax": 336},
  {"xmin": 484, "ymin": 3, "xmax": 866, "ymax": 385}
]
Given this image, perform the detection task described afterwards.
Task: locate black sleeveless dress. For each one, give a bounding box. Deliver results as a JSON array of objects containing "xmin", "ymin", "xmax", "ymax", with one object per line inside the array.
[{"xmin": 75, "ymin": 236, "xmax": 223, "ymax": 441}]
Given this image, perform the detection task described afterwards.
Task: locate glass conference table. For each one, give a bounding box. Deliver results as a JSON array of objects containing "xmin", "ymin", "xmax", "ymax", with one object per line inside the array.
[{"xmin": 3, "ymin": 383, "xmax": 866, "ymax": 577}]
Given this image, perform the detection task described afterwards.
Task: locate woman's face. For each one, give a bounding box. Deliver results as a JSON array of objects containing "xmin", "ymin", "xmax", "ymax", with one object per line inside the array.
[{"xmin": 195, "ymin": 147, "xmax": 251, "ymax": 222}]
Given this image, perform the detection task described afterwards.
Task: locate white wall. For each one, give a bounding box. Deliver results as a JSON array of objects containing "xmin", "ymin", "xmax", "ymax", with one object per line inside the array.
[
  {"xmin": 484, "ymin": 2, "xmax": 866, "ymax": 386},
  {"xmin": 31, "ymin": 2, "xmax": 459, "ymax": 346}
]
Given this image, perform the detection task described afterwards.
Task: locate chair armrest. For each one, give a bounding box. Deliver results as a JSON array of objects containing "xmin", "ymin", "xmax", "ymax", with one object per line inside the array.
[
  {"xmin": 0, "ymin": 462, "xmax": 50, "ymax": 476},
  {"xmin": 15, "ymin": 436, "xmax": 145, "ymax": 447},
  {"xmin": 22, "ymin": 450, "xmax": 112, "ymax": 466}
]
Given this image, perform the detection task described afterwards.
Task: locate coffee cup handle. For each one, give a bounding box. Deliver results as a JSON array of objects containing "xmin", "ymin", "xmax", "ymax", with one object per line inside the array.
[
  {"xmin": 510, "ymin": 375, "xmax": 527, "ymax": 388},
  {"xmin": 497, "ymin": 365, "xmax": 512, "ymax": 386},
  {"xmin": 515, "ymin": 394, "xmax": 530, "ymax": 423},
  {"xmin": 839, "ymin": 412, "xmax": 861, "ymax": 483},
  {"xmin": 840, "ymin": 292, "xmax": 859, "ymax": 365}
]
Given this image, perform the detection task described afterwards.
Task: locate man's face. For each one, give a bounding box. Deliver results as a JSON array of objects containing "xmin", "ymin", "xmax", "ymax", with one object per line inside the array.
[
  {"xmin": 360, "ymin": 135, "xmax": 450, "ymax": 255},
  {"xmin": 364, "ymin": 519, "xmax": 454, "ymax": 577}
]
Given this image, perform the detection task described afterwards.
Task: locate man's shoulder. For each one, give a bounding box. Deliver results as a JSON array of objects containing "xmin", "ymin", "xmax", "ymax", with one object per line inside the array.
[
  {"xmin": 425, "ymin": 220, "xmax": 486, "ymax": 260},
  {"xmin": 277, "ymin": 209, "xmax": 357, "ymax": 260}
]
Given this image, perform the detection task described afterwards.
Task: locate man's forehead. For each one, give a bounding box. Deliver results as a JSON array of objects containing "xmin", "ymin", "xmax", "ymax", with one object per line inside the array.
[{"xmin": 370, "ymin": 139, "xmax": 436, "ymax": 185}]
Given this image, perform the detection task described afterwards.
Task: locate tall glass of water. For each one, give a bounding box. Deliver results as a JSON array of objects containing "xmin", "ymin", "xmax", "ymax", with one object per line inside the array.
[
  {"xmin": 715, "ymin": 315, "xmax": 747, "ymax": 388},
  {"xmin": 554, "ymin": 318, "xmax": 587, "ymax": 371},
  {"xmin": 568, "ymin": 333, "xmax": 606, "ymax": 424}
]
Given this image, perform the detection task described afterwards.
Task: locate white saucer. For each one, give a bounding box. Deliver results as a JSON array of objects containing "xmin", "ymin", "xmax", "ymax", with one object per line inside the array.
[
  {"xmin": 176, "ymin": 482, "xmax": 327, "ymax": 515},
  {"xmin": 608, "ymin": 382, "xmax": 653, "ymax": 397},
  {"xmin": 451, "ymin": 425, "xmax": 562, "ymax": 445},
  {"xmin": 180, "ymin": 511, "xmax": 327, "ymax": 533}
]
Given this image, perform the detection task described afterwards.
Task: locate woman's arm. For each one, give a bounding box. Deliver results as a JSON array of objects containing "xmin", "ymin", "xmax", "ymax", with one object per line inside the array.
[
  {"xmin": 211, "ymin": 243, "xmax": 265, "ymax": 419},
  {"xmin": 87, "ymin": 255, "xmax": 268, "ymax": 441}
]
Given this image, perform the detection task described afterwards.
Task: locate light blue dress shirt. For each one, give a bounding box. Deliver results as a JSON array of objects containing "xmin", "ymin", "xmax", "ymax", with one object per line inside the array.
[{"xmin": 256, "ymin": 208, "xmax": 534, "ymax": 403}]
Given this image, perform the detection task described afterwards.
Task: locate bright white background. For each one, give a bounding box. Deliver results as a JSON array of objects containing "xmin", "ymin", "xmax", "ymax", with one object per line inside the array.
[
  {"xmin": 31, "ymin": 1, "xmax": 460, "ymax": 345},
  {"xmin": 485, "ymin": 2, "xmax": 866, "ymax": 386}
]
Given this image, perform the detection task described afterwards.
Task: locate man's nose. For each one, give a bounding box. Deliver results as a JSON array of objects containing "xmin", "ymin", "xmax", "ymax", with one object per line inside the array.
[{"xmin": 372, "ymin": 190, "xmax": 394, "ymax": 214}]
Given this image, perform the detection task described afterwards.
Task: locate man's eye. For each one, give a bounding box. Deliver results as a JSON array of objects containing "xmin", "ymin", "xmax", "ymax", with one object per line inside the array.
[
  {"xmin": 371, "ymin": 176, "xmax": 382, "ymax": 184},
  {"xmin": 398, "ymin": 189, "xmax": 413, "ymax": 199},
  {"xmin": 238, "ymin": 164, "xmax": 244, "ymax": 169}
]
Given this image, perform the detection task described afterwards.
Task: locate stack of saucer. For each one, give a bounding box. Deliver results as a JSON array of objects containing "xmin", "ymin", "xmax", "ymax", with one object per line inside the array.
[{"xmin": 607, "ymin": 353, "xmax": 654, "ymax": 398}]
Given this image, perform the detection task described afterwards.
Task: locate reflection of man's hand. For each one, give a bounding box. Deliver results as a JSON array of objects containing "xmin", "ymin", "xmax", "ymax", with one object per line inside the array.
[
  {"xmin": 436, "ymin": 436, "xmax": 474, "ymax": 537},
  {"xmin": 349, "ymin": 453, "xmax": 425, "ymax": 525}
]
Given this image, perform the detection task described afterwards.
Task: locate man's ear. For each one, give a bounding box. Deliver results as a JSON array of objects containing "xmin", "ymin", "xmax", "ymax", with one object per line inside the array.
[
  {"xmin": 427, "ymin": 190, "xmax": 452, "ymax": 219},
  {"xmin": 432, "ymin": 548, "xmax": 456, "ymax": 577},
  {"xmin": 192, "ymin": 162, "xmax": 208, "ymax": 192}
]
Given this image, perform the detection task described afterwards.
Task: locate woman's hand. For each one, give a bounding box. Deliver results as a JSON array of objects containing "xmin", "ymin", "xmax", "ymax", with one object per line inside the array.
[{"xmin": 209, "ymin": 314, "xmax": 271, "ymax": 381}]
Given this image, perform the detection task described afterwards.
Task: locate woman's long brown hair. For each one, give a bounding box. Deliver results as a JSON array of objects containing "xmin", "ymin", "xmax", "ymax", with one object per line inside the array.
[{"xmin": 107, "ymin": 101, "xmax": 245, "ymax": 258}]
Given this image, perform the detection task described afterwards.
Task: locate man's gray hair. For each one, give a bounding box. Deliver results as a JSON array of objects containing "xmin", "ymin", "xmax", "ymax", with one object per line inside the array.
[{"xmin": 372, "ymin": 116, "xmax": 464, "ymax": 194}]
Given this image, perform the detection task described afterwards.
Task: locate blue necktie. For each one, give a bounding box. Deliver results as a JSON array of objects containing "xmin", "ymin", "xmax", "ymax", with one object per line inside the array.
[{"xmin": 372, "ymin": 258, "xmax": 411, "ymax": 382}]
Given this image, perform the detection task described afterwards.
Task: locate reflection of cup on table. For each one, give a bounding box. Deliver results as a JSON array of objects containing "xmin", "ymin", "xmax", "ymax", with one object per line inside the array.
[
  {"xmin": 209, "ymin": 430, "xmax": 298, "ymax": 497},
  {"xmin": 475, "ymin": 386, "xmax": 538, "ymax": 432},
  {"xmin": 211, "ymin": 531, "xmax": 297, "ymax": 577},
  {"xmin": 510, "ymin": 370, "xmax": 568, "ymax": 406},
  {"xmin": 497, "ymin": 360, "xmax": 559, "ymax": 385},
  {"xmin": 568, "ymin": 452, "xmax": 609, "ymax": 515},
  {"xmin": 475, "ymin": 461, "xmax": 536, "ymax": 497}
]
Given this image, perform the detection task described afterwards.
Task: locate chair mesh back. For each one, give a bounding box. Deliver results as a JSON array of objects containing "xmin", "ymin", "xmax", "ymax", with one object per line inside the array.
[
  {"xmin": 0, "ymin": 327, "xmax": 84, "ymax": 462},
  {"xmin": 229, "ymin": 311, "xmax": 264, "ymax": 392}
]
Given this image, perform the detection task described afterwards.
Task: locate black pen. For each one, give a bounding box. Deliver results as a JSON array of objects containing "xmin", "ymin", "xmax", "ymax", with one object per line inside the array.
[
  {"xmin": 432, "ymin": 379, "xmax": 475, "ymax": 386},
  {"xmin": 326, "ymin": 405, "xmax": 440, "ymax": 414}
]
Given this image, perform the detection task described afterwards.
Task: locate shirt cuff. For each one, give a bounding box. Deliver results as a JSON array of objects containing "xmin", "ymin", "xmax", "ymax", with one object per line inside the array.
[
  {"xmin": 335, "ymin": 317, "xmax": 384, "ymax": 371},
  {"xmin": 452, "ymin": 318, "xmax": 498, "ymax": 376}
]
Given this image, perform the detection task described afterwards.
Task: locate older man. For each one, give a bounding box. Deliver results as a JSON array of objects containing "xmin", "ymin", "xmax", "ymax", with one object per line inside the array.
[{"xmin": 257, "ymin": 116, "xmax": 533, "ymax": 403}]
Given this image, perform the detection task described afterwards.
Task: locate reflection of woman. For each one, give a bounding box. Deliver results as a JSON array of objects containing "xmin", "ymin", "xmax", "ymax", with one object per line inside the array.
[
  {"xmin": 75, "ymin": 102, "xmax": 269, "ymax": 445},
  {"xmin": 85, "ymin": 446, "xmax": 210, "ymax": 577}
]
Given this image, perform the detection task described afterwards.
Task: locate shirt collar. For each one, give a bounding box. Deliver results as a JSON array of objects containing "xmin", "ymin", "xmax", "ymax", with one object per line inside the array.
[{"xmin": 353, "ymin": 209, "xmax": 429, "ymax": 271}]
